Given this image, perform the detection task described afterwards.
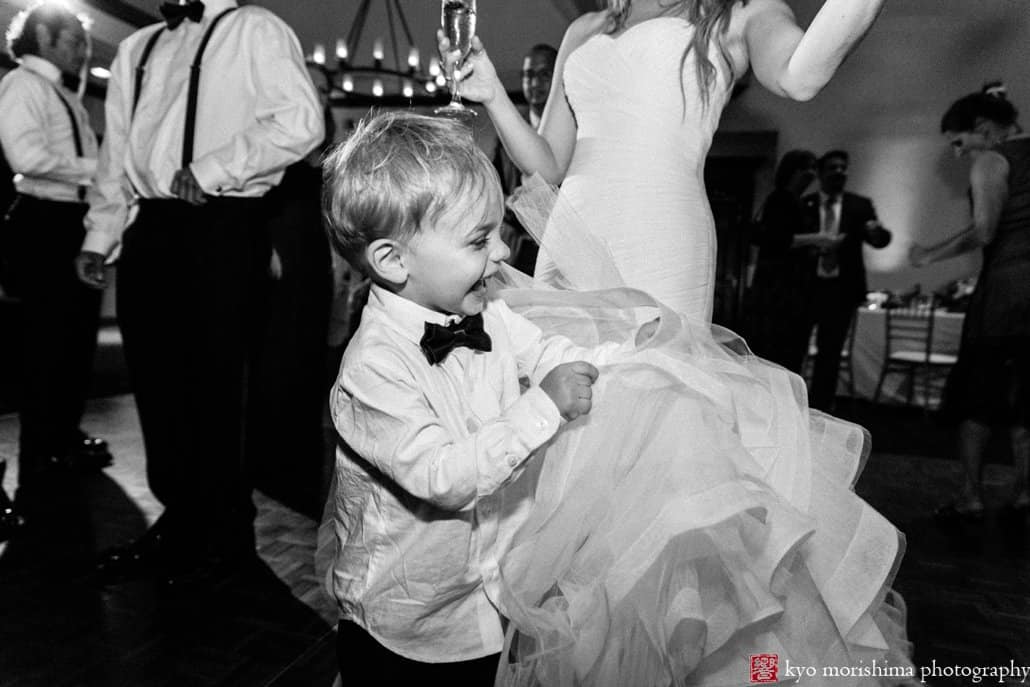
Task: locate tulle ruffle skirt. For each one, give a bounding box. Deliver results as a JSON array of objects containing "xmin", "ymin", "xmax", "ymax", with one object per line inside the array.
[{"xmin": 490, "ymin": 279, "xmax": 911, "ymax": 687}]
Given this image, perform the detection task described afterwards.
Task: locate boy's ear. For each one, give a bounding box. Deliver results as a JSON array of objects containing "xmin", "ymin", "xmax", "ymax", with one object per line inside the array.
[{"xmin": 365, "ymin": 238, "xmax": 407, "ymax": 286}]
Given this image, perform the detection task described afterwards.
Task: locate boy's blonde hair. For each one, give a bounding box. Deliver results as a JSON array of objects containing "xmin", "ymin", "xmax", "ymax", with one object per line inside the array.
[{"xmin": 322, "ymin": 111, "xmax": 501, "ymax": 275}]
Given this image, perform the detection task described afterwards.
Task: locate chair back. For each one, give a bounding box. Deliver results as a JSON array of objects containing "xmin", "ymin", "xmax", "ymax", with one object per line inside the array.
[{"xmin": 884, "ymin": 297, "xmax": 938, "ymax": 363}]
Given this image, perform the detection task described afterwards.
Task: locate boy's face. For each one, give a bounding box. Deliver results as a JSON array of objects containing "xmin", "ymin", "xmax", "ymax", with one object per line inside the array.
[{"xmin": 401, "ymin": 185, "xmax": 509, "ymax": 317}]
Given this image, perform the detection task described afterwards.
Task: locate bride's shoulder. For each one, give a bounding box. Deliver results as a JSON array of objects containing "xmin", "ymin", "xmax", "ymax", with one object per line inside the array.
[
  {"xmin": 730, "ymin": 0, "xmax": 795, "ymax": 29},
  {"xmin": 562, "ymin": 11, "xmax": 609, "ymax": 49}
]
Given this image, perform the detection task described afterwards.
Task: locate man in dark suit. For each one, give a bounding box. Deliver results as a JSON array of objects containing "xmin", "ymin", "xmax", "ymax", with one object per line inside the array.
[
  {"xmin": 493, "ymin": 43, "xmax": 557, "ymax": 275},
  {"xmin": 801, "ymin": 150, "xmax": 891, "ymax": 411}
]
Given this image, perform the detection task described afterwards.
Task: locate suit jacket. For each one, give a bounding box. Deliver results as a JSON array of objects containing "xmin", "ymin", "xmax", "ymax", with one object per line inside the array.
[{"xmin": 801, "ymin": 191, "xmax": 890, "ymax": 305}]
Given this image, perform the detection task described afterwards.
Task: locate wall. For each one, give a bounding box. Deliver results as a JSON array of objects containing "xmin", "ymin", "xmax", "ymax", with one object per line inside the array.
[{"xmin": 719, "ymin": 0, "xmax": 1030, "ymax": 293}]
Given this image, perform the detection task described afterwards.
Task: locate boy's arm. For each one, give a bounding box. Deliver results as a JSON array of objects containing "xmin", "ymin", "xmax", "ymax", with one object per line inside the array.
[
  {"xmin": 334, "ymin": 357, "xmax": 561, "ymax": 512},
  {"xmin": 493, "ymin": 300, "xmax": 641, "ymax": 385}
]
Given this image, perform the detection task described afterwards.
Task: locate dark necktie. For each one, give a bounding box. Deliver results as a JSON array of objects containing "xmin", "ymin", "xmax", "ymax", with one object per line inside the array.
[
  {"xmin": 420, "ymin": 313, "xmax": 492, "ymax": 365},
  {"xmin": 819, "ymin": 197, "xmax": 840, "ymax": 277},
  {"xmin": 160, "ymin": 1, "xmax": 204, "ymax": 29}
]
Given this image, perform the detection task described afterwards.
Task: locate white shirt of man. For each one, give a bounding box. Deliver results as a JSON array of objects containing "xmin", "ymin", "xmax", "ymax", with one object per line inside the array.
[
  {"xmin": 0, "ymin": 54, "xmax": 98, "ymax": 203},
  {"xmin": 82, "ymin": 0, "xmax": 323, "ymax": 257},
  {"xmin": 325, "ymin": 285, "xmax": 633, "ymax": 662}
]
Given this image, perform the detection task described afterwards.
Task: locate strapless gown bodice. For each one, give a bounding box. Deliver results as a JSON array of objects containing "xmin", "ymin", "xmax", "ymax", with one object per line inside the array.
[{"xmin": 538, "ymin": 18, "xmax": 733, "ymax": 322}]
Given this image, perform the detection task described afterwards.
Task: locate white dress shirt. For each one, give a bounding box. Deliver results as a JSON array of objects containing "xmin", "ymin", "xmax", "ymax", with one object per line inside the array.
[
  {"xmin": 0, "ymin": 55, "xmax": 98, "ymax": 203},
  {"xmin": 325, "ymin": 285, "xmax": 631, "ymax": 662},
  {"xmin": 83, "ymin": 0, "xmax": 323, "ymax": 256}
]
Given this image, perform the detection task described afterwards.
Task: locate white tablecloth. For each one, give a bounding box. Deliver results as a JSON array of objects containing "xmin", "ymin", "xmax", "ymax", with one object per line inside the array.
[{"xmin": 847, "ymin": 307, "xmax": 965, "ymax": 403}]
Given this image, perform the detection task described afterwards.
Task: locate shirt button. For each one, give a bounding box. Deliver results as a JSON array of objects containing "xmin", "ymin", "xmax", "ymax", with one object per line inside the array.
[
  {"xmin": 467, "ymin": 417, "xmax": 479, "ymax": 432},
  {"xmin": 507, "ymin": 454, "xmax": 519, "ymax": 468}
]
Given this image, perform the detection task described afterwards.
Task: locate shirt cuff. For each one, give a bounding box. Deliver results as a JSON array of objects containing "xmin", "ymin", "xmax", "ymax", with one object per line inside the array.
[
  {"xmin": 189, "ymin": 157, "xmax": 226, "ymax": 195},
  {"xmin": 507, "ymin": 385, "xmax": 562, "ymax": 456},
  {"xmin": 80, "ymin": 158, "xmax": 97, "ymax": 183},
  {"xmin": 474, "ymin": 387, "xmax": 560, "ymax": 499},
  {"xmin": 81, "ymin": 228, "xmax": 116, "ymax": 259}
]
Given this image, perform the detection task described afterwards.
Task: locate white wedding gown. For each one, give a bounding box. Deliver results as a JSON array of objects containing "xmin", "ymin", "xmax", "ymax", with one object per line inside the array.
[
  {"xmin": 491, "ymin": 17, "xmax": 913, "ymax": 687},
  {"xmin": 534, "ymin": 16, "xmax": 732, "ymax": 322}
]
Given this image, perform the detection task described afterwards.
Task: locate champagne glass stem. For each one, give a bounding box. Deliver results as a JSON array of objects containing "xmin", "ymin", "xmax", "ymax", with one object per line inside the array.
[{"xmin": 450, "ymin": 63, "xmax": 462, "ymax": 107}]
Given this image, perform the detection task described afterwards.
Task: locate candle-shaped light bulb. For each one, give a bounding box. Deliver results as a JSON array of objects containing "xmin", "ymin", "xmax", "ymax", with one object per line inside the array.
[
  {"xmin": 435, "ymin": 73, "xmax": 447, "ymax": 87},
  {"xmin": 407, "ymin": 46, "xmax": 420, "ymax": 70},
  {"xmin": 372, "ymin": 79, "xmax": 384, "ymax": 97},
  {"xmin": 428, "ymin": 56, "xmax": 441, "ymax": 77},
  {"xmin": 335, "ymin": 39, "xmax": 348, "ymax": 61},
  {"xmin": 342, "ymin": 75, "xmax": 354, "ymax": 92},
  {"xmin": 312, "ymin": 43, "xmax": 326, "ymax": 65},
  {"xmin": 425, "ymin": 80, "xmax": 437, "ymax": 93},
  {"xmin": 402, "ymin": 80, "xmax": 414, "ymax": 98},
  {"xmin": 372, "ymin": 38, "xmax": 384, "ymax": 62}
]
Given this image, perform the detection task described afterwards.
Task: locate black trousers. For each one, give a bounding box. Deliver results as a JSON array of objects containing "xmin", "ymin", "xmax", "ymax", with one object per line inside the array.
[
  {"xmin": 807, "ymin": 279, "xmax": 857, "ymax": 412},
  {"xmin": 4, "ymin": 195, "xmax": 101, "ymax": 489},
  {"xmin": 117, "ymin": 197, "xmax": 269, "ymax": 553},
  {"xmin": 336, "ymin": 621, "xmax": 500, "ymax": 685}
]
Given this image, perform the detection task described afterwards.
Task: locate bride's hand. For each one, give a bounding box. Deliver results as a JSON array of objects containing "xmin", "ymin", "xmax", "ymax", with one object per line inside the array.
[{"xmin": 437, "ymin": 32, "xmax": 501, "ymax": 106}]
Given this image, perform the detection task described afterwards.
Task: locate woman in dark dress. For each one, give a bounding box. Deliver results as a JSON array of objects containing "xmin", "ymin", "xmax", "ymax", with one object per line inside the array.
[
  {"xmin": 910, "ymin": 82, "xmax": 1030, "ymax": 518},
  {"xmin": 744, "ymin": 149, "xmax": 840, "ymax": 372}
]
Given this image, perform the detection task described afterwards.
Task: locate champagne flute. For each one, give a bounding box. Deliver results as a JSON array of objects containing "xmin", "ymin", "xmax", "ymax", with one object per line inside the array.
[{"xmin": 435, "ymin": 0, "xmax": 477, "ymax": 119}]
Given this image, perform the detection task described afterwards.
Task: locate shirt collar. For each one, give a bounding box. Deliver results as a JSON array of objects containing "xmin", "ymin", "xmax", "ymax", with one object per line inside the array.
[
  {"xmin": 819, "ymin": 191, "xmax": 842, "ymax": 206},
  {"xmin": 20, "ymin": 55, "xmax": 62, "ymax": 84},
  {"xmin": 367, "ymin": 284, "xmax": 462, "ymax": 346},
  {"xmin": 184, "ymin": 0, "xmax": 236, "ymax": 22},
  {"xmin": 203, "ymin": 0, "xmax": 239, "ymax": 13}
]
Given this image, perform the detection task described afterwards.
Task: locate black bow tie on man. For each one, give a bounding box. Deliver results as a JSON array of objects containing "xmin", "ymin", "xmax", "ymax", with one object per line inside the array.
[
  {"xmin": 420, "ymin": 313, "xmax": 492, "ymax": 365},
  {"xmin": 160, "ymin": 1, "xmax": 205, "ymax": 29}
]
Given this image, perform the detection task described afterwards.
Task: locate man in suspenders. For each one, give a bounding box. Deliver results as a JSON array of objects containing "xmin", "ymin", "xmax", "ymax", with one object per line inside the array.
[
  {"xmin": 76, "ymin": 0, "xmax": 323, "ymax": 582},
  {"xmin": 0, "ymin": 3, "xmax": 111, "ymax": 531}
]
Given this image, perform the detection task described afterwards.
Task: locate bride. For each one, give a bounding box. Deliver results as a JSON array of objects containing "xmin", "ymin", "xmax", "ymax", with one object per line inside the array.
[
  {"xmin": 446, "ymin": 0, "xmax": 885, "ymax": 321},
  {"xmin": 432, "ymin": 1, "xmax": 913, "ymax": 684}
]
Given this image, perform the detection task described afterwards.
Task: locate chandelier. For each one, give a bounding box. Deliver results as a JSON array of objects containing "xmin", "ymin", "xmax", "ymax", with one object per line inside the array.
[{"xmin": 309, "ymin": 0, "xmax": 449, "ymax": 106}]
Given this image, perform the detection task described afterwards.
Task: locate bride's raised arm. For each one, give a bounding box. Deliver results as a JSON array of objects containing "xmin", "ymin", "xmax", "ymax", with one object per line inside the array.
[
  {"xmin": 742, "ymin": 0, "xmax": 886, "ymax": 101},
  {"xmin": 442, "ymin": 12, "xmax": 605, "ymax": 185}
]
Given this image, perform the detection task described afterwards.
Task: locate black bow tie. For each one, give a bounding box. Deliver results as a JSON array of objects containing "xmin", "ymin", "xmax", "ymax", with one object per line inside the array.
[
  {"xmin": 160, "ymin": 1, "xmax": 205, "ymax": 29},
  {"xmin": 420, "ymin": 313, "xmax": 492, "ymax": 365}
]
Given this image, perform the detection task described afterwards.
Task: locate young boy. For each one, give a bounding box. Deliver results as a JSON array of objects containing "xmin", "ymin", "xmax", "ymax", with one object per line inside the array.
[{"xmin": 321, "ymin": 111, "xmax": 649, "ymax": 682}]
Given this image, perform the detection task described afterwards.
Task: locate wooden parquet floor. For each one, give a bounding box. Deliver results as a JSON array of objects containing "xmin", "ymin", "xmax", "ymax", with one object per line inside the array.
[{"xmin": 1, "ymin": 394, "xmax": 1028, "ymax": 686}]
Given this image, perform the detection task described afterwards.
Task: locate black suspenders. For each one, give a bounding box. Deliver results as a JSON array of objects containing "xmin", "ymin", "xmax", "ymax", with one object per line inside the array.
[
  {"xmin": 50, "ymin": 85, "xmax": 87, "ymax": 201},
  {"xmin": 131, "ymin": 8, "xmax": 239, "ymax": 168}
]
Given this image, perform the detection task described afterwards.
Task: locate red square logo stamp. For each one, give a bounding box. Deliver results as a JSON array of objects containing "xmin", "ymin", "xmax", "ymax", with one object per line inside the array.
[{"xmin": 749, "ymin": 654, "xmax": 779, "ymax": 683}]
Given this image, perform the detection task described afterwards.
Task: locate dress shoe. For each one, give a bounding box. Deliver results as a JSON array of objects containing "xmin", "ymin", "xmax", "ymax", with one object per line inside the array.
[
  {"xmin": 0, "ymin": 462, "xmax": 24, "ymax": 543},
  {"xmin": 65, "ymin": 434, "xmax": 113, "ymax": 471},
  {"xmin": 0, "ymin": 493, "xmax": 22, "ymax": 543},
  {"xmin": 96, "ymin": 526, "xmax": 175, "ymax": 584}
]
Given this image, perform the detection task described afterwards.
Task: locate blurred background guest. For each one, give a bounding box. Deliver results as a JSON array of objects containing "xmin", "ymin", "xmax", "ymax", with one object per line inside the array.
[
  {"xmin": 802, "ymin": 150, "xmax": 892, "ymax": 411},
  {"xmin": 493, "ymin": 42, "xmax": 556, "ymax": 275},
  {"xmin": 0, "ymin": 2, "xmax": 110, "ymax": 531},
  {"xmin": 75, "ymin": 0, "xmax": 323, "ymax": 583},
  {"xmin": 742, "ymin": 149, "xmax": 818, "ymax": 372},
  {"xmin": 910, "ymin": 82, "xmax": 1030, "ymax": 519}
]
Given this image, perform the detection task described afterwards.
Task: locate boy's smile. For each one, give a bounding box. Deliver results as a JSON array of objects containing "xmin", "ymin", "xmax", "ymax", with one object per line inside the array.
[{"xmin": 400, "ymin": 187, "xmax": 509, "ymax": 317}]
